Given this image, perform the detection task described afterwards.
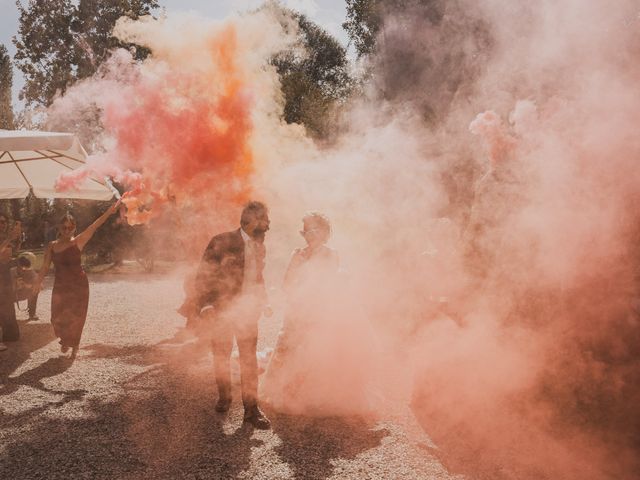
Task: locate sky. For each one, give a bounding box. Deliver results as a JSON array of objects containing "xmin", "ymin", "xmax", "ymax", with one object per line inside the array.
[{"xmin": 0, "ymin": 0, "xmax": 348, "ymax": 110}]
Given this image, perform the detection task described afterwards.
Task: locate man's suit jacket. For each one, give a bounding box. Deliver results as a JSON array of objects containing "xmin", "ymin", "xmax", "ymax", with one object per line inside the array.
[{"xmin": 195, "ymin": 229, "xmax": 265, "ymax": 310}]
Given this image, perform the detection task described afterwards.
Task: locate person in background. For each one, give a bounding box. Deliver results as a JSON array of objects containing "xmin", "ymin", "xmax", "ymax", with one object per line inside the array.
[
  {"xmin": 0, "ymin": 214, "xmax": 22, "ymax": 351},
  {"xmin": 15, "ymin": 253, "xmax": 39, "ymax": 321},
  {"xmin": 35, "ymin": 201, "xmax": 121, "ymax": 358}
]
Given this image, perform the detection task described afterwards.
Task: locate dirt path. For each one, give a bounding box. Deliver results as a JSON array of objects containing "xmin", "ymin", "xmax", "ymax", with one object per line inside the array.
[{"xmin": 0, "ymin": 273, "xmax": 463, "ymax": 480}]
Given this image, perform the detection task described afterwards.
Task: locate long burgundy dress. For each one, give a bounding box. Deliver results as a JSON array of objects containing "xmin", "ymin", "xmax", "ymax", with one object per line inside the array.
[{"xmin": 51, "ymin": 244, "xmax": 90, "ymax": 348}]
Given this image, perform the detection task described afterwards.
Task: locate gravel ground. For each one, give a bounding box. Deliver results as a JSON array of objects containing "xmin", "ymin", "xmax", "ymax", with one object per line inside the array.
[{"xmin": 0, "ymin": 268, "xmax": 464, "ymax": 480}]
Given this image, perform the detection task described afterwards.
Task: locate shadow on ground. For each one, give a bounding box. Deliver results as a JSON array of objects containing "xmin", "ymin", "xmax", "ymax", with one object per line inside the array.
[
  {"xmin": 2, "ymin": 330, "xmax": 389, "ymax": 479},
  {"xmin": 0, "ymin": 320, "xmax": 57, "ymax": 385},
  {"xmin": 271, "ymin": 413, "xmax": 389, "ymax": 480}
]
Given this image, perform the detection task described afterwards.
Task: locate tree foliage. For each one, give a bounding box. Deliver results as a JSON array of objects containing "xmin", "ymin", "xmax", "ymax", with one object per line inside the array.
[
  {"xmin": 0, "ymin": 44, "xmax": 14, "ymax": 129},
  {"xmin": 343, "ymin": 0, "xmax": 383, "ymax": 58},
  {"xmin": 272, "ymin": 10, "xmax": 352, "ymax": 138},
  {"xmin": 344, "ymin": 0, "xmax": 457, "ymax": 58},
  {"xmin": 13, "ymin": 0, "xmax": 158, "ymax": 108}
]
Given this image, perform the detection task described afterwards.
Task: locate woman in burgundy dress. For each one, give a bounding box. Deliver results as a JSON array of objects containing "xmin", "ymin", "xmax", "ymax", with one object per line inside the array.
[{"xmin": 36, "ymin": 201, "xmax": 120, "ymax": 357}]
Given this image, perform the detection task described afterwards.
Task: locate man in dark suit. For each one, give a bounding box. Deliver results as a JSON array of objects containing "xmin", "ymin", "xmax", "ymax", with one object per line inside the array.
[{"xmin": 195, "ymin": 201, "xmax": 271, "ymax": 429}]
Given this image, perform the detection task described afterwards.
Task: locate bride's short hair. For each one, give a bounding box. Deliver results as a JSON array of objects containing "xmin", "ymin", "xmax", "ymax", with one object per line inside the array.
[{"xmin": 302, "ymin": 212, "xmax": 331, "ymax": 243}]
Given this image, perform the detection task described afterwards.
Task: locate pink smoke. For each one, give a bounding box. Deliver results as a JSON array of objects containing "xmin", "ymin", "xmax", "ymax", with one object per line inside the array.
[{"xmin": 55, "ymin": 168, "xmax": 91, "ymax": 192}]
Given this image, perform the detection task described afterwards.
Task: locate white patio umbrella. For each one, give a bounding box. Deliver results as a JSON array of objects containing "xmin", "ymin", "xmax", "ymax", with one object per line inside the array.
[{"xmin": 0, "ymin": 129, "xmax": 114, "ymax": 200}]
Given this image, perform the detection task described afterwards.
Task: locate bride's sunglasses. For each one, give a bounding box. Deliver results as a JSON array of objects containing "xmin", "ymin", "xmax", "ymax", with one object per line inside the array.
[{"xmin": 300, "ymin": 228, "xmax": 320, "ymax": 237}]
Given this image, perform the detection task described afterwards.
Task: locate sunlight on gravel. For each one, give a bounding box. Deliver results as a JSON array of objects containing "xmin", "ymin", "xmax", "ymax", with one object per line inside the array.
[{"xmin": 0, "ymin": 272, "xmax": 460, "ymax": 480}]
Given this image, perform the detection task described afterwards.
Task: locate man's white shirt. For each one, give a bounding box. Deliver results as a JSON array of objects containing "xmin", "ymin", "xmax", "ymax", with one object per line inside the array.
[{"xmin": 240, "ymin": 228, "xmax": 261, "ymax": 295}]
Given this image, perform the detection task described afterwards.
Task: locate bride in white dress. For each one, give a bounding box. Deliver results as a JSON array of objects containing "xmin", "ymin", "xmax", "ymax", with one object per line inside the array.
[{"xmin": 262, "ymin": 212, "xmax": 372, "ymax": 416}]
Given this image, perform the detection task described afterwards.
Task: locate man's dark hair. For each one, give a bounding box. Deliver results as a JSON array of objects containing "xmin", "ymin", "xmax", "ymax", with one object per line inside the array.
[{"xmin": 240, "ymin": 201, "xmax": 268, "ymax": 227}]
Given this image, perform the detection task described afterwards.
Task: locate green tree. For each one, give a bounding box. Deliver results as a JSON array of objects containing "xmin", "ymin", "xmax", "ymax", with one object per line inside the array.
[
  {"xmin": 343, "ymin": 0, "xmax": 383, "ymax": 58},
  {"xmin": 13, "ymin": 0, "xmax": 159, "ymax": 108},
  {"xmin": 272, "ymin": 11, "xmax": 353, "ymax": 138},
  {"xmin": 343, "ymin": 0, "xmax": 442, "ymax": 58},
  {"xmin": 13, "ymin": 0, "xmax": 76, "ymax": 107},
  {"xmin": 0, "ymin": 44, "xmax": 15, "ymax": 129},
  {"xmin": 344, "ymin": 0, "xmax": 462, "ymax": 58},
  {"xmin": 73, "ymin": 0, "xmax": 157, "ymax": 78}
]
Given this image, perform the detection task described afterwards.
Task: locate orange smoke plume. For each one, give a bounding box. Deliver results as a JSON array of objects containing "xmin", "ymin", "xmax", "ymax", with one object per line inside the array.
[{"xmin": 49, "ymin": 10, "xmax": 295, "ymax": 234}]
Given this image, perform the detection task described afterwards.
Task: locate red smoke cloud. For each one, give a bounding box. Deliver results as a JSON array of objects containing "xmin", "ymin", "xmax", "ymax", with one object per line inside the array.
[
  {"xmin": 49, "ymin": 16, "xmax": 284, "ymax": 235},
  {"xmin": 102, "ymin": 24, "xmax": 254, "ymax": 210}
]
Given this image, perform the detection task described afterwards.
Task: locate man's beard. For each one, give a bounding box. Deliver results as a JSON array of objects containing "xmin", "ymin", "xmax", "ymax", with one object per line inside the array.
[{"xmin": 251, "ymin": 228, "xmax": 268, "ymax": 242}]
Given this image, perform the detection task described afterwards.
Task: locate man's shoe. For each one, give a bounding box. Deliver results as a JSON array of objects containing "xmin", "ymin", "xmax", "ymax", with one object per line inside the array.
[
  {"xmin": 243, "ymin": 406, "xmax": 271, "ymax": 430},
  {"xmin": 215, "ymin": 397, "xmax": 231, "ymax": 413},
  {"xmin": 0, "ymin": 343, "xmax": 7, "ymax": 352}
]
